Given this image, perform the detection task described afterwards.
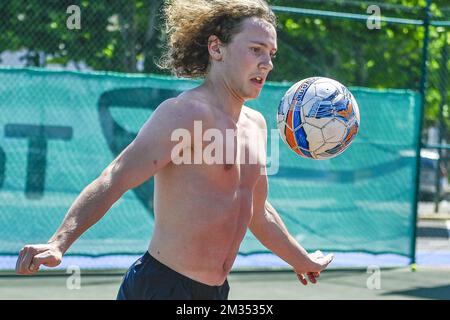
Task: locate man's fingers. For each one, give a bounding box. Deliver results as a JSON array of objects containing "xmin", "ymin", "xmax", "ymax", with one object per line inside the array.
[
  {"xmin": 16, "ymin": 245, "xmax": 58, "ymax": 275},
  {"xmin": 20, "ymin": 248, "xmax": 36, "ymax": 275},
  {"xmin": 15, "ymin": 248, "xmax": 25, "ymax": 273},
  {"xmin": 296, "ymin": 273, "xmax": 308, "ymax": 285},
  {"xmin": 17, "ymin": 248, "xmax": 37, "ymax": 275},
  {"xmin": 33, "ymin": 251, "xmax": 61, "ymax": 268},
  {"xmin": 29, "ymin": 262, "xmax": 39, "ymax": 272},
  {"xmin": 307, "ymin": 272, "xmax": 317, "ymax": 284}
]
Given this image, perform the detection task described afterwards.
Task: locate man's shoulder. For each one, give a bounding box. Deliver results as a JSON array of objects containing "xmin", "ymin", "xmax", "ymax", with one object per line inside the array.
[
  {"xmin": 158, "ymin": 94, "xmax": 213, "ymax": 122},
  {"xmin": 242, "ymin": 106, "xmax": 267, "ymax": 130}
]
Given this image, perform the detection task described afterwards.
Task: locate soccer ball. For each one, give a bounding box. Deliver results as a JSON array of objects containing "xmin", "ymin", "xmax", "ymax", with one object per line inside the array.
[{"xmin": 277, "ymin": 77, "xmax": 360, "ymax": 160}]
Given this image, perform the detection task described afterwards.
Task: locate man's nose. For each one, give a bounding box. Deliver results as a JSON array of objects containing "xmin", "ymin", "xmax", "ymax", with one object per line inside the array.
[{"xmin": 260, "ymin": 56, "xmax": 273, "ymax": 72}]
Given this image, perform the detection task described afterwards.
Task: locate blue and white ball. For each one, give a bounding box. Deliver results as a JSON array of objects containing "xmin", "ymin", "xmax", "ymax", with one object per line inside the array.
[{"xmin": 277, "ymin": 77, "xmax": 360, "ymax": 160}]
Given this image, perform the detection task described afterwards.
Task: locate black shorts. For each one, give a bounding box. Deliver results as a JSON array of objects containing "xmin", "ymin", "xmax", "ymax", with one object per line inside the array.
[{"xmin": 116, "ymin": 251, "xmax": 230, "ymax": 300}]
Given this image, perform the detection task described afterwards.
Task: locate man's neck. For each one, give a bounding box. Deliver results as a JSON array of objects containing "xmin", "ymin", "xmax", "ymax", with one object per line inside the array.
[{"xmin": 200, "ymin": 76, "xmax": 244, "ymax": 124}]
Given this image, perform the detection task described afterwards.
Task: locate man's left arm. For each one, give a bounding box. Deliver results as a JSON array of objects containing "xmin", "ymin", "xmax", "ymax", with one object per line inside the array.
[{"xmin": 249, "ymin": 172, "xmax": 333, "ymax": 285}]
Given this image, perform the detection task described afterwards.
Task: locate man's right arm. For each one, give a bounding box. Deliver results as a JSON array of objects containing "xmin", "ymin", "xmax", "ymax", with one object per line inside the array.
[{"xmin": 16, "ymin": 98, "xmax": 202, "ymax": 275}]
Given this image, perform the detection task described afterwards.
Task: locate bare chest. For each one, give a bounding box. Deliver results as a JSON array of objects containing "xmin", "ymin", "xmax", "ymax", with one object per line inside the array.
[
  {"xmin": 167, "ymin": 109, "xmax": 266, "ymax": 193},
  {"xmin": 196, "ymin": 126, "xmax": 265, "ymax": 190}
]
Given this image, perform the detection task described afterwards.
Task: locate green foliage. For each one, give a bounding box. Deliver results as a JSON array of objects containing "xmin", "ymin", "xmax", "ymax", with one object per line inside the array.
[{"xmin": 0, "ymin": 0, "xmax": 166, "ymax": 72}]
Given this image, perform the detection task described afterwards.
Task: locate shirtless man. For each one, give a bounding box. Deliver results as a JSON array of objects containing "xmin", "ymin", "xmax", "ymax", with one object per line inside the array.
[{"xmin": 15, "ymin": 0, "xmax": 333, "ymax": 300}]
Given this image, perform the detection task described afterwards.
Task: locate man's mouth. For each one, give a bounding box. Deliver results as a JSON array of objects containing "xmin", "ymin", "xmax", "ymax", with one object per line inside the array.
[{"xmin": 251, "ymin": 76, "xmax": 264, "ymax": 86}]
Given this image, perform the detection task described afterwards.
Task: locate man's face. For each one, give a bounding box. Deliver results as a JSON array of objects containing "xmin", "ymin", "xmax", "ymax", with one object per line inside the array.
[{"xmin": 220, "ymin": 17, "xmax": 277, "ymax": 100}]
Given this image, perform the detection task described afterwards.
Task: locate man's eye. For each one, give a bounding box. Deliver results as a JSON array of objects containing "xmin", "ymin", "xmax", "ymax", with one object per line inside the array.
[{"xmin": 251, "ymin": 47, "xmax": 261, "ymax": 53}]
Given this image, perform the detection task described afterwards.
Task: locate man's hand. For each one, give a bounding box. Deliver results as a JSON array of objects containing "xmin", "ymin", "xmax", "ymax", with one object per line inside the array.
[
  {"xmin": 295, "ymin": 250, "xmax": 334, "ymax": 285},
  {"xmin": 16, "ymin": 244, "xmax": 63, "ymax": 275}
]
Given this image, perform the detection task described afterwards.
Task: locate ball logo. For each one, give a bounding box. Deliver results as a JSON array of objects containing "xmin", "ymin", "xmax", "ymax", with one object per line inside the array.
[
  {"xmin": 343, "ymin": 122, "xmax": 359, "ymax": 147},
  {"xmin": 337, "ymin": 100, "xmax": 355, "ymax": 120}
]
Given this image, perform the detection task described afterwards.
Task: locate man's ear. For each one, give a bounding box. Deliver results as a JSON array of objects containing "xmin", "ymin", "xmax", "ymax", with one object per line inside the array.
[{"xmin": 208, "ymin": 35, "xmax": 224, "ymax": 62}]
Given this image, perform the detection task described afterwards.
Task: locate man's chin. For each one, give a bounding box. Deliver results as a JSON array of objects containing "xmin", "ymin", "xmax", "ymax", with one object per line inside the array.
[{"xmin": 244, "ymin": 90, "xmax": 262, "ymax": 100}]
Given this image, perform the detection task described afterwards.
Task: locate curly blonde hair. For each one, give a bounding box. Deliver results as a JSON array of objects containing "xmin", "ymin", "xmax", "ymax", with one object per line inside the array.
[{"xmin": 159, "ymin": 0, "xmax": 276, "ymax": 78}]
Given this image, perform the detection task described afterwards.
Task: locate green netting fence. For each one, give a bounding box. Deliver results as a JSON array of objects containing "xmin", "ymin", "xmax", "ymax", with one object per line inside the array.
[{"xmin": 0, "ymin": 68, "xmax": 420, "ymax": 259}]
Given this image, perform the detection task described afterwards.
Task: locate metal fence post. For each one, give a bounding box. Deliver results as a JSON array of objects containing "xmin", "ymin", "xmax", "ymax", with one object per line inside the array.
[
  {"xmin": 411, "ymin": 0, "xmax": 432, "ymax": 266},
  {"xmin": 434, "ymin": 34, "xmax": 448, "ymax": 212}
]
